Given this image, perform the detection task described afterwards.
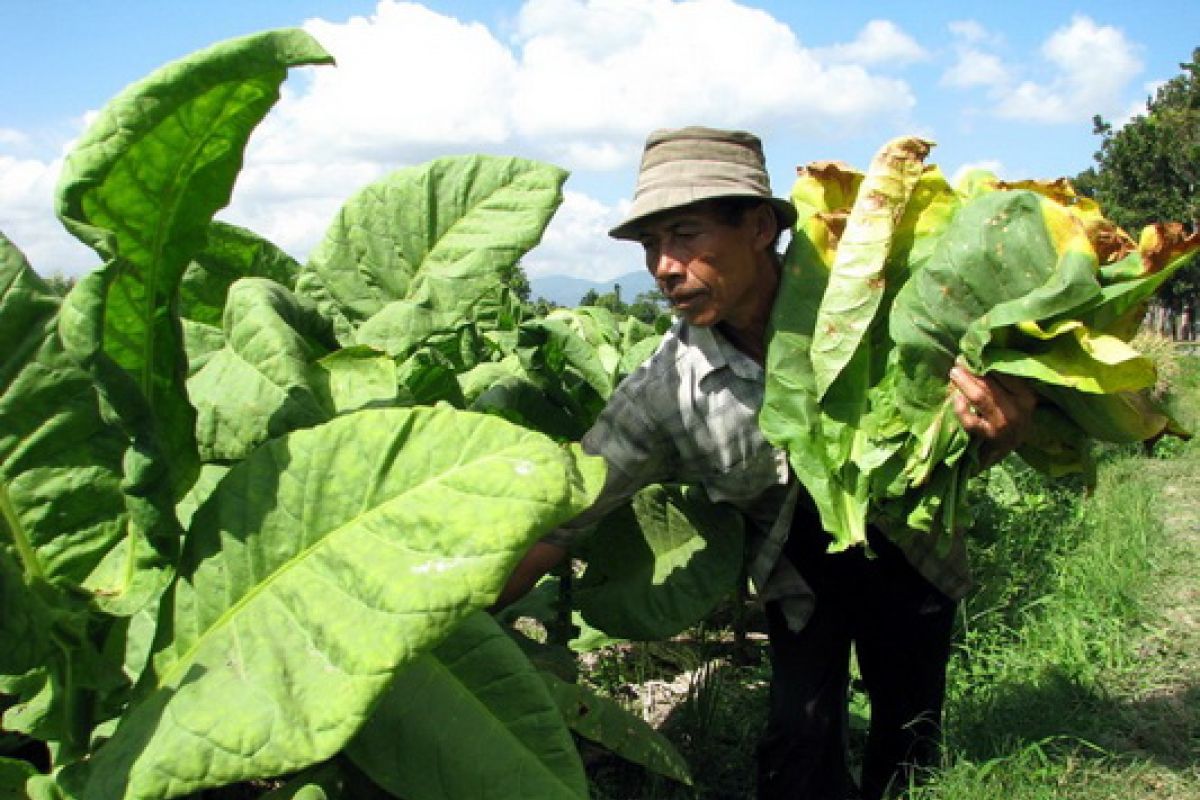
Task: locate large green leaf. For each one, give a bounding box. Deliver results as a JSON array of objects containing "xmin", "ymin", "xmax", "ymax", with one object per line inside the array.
[
  {"xmin": 348, "ymin": 613, "xmax": 587, "ymax": 800},
  {"xmin": 55, "ymin": 29, "xmax": 333, "ymax": 498},
  {"xmin": 0, "ymin": 756, "xmax": 37, "ymax": 799},
  {"xmin": 181, "ymin": 222, "xmax": 304, "ymax": 329},
  {"xmin": 0, "ymin": 234, "xmax": 127, "ymax": 592},
  {"xmin": 514, "ymin": 317, "xmax": 610, "ymax": 431},
  {"xmin": 0, "ymin": 232, "xmax": 178, "ymax": 626},
  {"xmin": 810, "ymin": 137, "xmax": 931, "ymax": 398},
  {"xmin": 179, "ymin": 222, "xmax": 304, "ymax": 374},
  {"xmin": 309, "ymin": 347, "xmax": 400, "ymax": 416},
  {"xmin": 574, "ymin": 485, "xmax": 745, "ymax": 641},
  {"xmin": 188, "ymin": 278, "xmax": 338, "ymax": 461},
  {"xmin": 51, "ymin": 407, "xmax": 604, "ymax": 800},
  {"xmin": 296, "ymin": 156, "xmax": 567, "ymax": 339},
  {"xmin": 0, "ymin": 235, "xmax": 171, "ymax": 759},
  {"xmin": 353, "ymin": 301, "xmax": 464, "ymax": 360}
]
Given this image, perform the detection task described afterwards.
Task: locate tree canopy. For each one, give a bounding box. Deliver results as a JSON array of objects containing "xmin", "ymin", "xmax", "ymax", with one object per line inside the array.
[{"xmin": 1075, "ymin": 47, "xmax": 1199, "ymax": 301}]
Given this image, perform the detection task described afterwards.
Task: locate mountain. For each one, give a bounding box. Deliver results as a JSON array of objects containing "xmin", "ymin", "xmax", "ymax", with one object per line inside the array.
[{"xmin": 528, "ymin": 270, "xmax": 657, "ymax": 307}]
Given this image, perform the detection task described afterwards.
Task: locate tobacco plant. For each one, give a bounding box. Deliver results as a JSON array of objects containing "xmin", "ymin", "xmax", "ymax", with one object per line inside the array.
[{"xmin": 1, "ymin": 28, "xmax": 728, "ymax": 800}]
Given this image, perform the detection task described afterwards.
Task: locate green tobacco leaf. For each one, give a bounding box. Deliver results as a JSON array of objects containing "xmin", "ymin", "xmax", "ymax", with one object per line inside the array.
[
  {"xmin": 574, "ymin": 485, "xmax": 745, "ymax": 641},
  {"xmin": 0, "ymin": 756, "xmax": 37, "ymax": 799},
  {"xmin": 297, "ymin": 156, "xmax": 567, "ymax": 339},
  {"xmin": 458, "ymin": 356, "xmax": 527, "ymax": 406},
  {"xmin": 982, "ymin": 320, "xmax": 1155, "ymax": 394},
  {"xmin": 471, "ymin": 374, "xmax": 587, "ymax": 441},
  {"xmin": 618, "ymin": 335, "xmax": 661, "ymax": 380},
  {"xmin": 354, "ymin": 300, "xmax": 462, "ymax": 360},
  {"xmin": 55, "ymin": 29, "xmax": 333, "ymax": 498},
  {"xmin": 173, "ymin": 464, "xmax": 230, "ymax": 532},
  {"xmin": 0, "ymin": 233, "xmax": 175, "ymax": 616},
  {"xmin": 0, "ymin": 236, "xmax": 168, "ymax": 761},
  {"xmin": 309, "ymin": 346, "xmax": 399, "ymax": 415},
  {"xmin": 1, "ymin": 233, "xmax": 122, "ymax": 589},
  {"xmin": 762, "ymin": 220, "xmax": 851, "ymax": 542},
  {"xmin": 180, "ymin": 318, "xmax": 226, "ymax": 378},
  {"xmin": 520, "ymin": 316, "xmax": 614, "ymax": 400},
  {"xmin": 394, "ymin": 348, "xmax": 466, "ymax": 408},
  {"xmin": 178, "ymin": 222, "xmax": 303, "ymax": 375},
  {"xmin": 1037, "ymin": 384, "xmax": 1176, "ymax": 444},
  {"xmin": 53, "ymin": 406, "xmax": 604, "ymax": 800},
  {"xmin": 181, "ymin": 221, "xmax": 304, "ymax": 329},
  {"xmin": 188, "ymin": 278, "xmax": 338, "ymax": 461},
  {"xmin": 810, "ymin": 138, "xmax": 931, "ymax": 398},
  {"xmin": 348, "ymin": 613, "xmax": 587, "ymax": 800},
  {"xmin": 541, "ymin": 672, "xmax": 693, "ymax": 787}
]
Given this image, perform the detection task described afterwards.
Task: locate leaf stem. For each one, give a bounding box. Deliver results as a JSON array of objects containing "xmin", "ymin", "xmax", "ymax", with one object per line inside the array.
[{"xmin": 0, "ymin": 478, "xmax": 44, "ymax": 581}]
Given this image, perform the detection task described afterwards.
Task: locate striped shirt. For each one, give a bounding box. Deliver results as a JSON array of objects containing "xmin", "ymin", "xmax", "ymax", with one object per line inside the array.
[{"xmin": 546, "ymin": 319, "xmax": 972, "ymax": 630}]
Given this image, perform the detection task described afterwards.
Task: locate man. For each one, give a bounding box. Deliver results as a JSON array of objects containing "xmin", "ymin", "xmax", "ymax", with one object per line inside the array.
[{"xmin": 497, "ymin": 127, "xmax": 1034, "ymax": 799}]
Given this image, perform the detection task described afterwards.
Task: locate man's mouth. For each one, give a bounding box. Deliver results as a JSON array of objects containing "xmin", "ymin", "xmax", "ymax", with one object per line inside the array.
[{"xmin": 669, "ymin": 290, "xmax": 704, "ymax": 308}]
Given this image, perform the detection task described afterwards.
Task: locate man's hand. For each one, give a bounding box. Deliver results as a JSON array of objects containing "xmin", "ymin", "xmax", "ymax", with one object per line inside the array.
[{"xmin": 949, "ymin": 365, "xmax": 1037, "ymax": 469}]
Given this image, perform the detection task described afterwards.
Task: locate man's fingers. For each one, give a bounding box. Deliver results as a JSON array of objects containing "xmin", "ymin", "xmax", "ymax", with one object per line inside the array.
[
  {"xmin": 948, "ymin": 366, "xmax": 1037, "ymax": 470},
  {"xmin": 949, "ymin": 366, "xmax": 996, "ymax": 422}
]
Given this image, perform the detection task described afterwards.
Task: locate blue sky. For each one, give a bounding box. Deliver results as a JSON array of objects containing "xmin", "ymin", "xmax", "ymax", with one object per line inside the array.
[{"xmin": 2, "ymin": 0, "xmax": 1197, "ymax": 280}]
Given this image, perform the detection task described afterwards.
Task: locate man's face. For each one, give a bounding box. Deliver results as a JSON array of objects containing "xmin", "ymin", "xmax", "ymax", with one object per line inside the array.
[{"xmin": 634, "ymin": 202, "xmax": 774, "ymax": 329}]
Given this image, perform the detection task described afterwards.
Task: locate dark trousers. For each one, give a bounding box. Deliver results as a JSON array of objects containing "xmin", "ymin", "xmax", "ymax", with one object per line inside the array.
[{"xmin": 756, "ymin": 524, "xmax": 957, "ymax": 800}]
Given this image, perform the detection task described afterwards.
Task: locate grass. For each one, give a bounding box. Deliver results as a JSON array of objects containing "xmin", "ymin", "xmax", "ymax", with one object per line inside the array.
[
  {"xmin": 586, "ymin": 354, "xmax": 1200, "ymax": 799},
  {"xmin": 912, "ymin": 353, "xmax": 1200, "ymax": 798}
]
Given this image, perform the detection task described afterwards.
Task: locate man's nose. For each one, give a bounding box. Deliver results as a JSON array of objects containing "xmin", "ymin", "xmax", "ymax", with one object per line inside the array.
[{"xmin": 652, "ymin": 249, "xmax": 686, "ymax": 281}]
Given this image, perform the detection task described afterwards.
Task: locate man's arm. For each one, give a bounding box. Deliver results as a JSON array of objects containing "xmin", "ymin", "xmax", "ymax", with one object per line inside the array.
[
  {"xmin": 949, "ymin": 365, "xmax": 1037, "ymax": 468},
  {"xmin": 491, "ymin": 541, "xmax": 568, "ymax": 612}
]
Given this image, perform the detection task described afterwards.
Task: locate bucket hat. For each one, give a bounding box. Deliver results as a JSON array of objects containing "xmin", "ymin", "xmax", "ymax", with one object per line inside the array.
[{"xmin": 608, "ymin": 126, "xmax": 797, "ymax": 240}]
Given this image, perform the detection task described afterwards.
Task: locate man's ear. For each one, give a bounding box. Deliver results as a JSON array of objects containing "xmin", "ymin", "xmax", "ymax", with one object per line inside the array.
[{"xmin": 750, "ymin": 202, "xmax": 778, "ymax": 250}]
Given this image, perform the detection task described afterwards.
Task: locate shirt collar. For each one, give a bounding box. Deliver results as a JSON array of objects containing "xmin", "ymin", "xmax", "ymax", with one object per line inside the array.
[{"xmin": 680, "ymin": 321, "xmax": 765, "ymax": 383}]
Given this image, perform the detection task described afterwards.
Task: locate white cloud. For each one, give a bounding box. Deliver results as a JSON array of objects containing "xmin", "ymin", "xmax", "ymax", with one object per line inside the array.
[
  {"xmin": 522, "ymin": 189, "xmax": 638, "ymax": 280},
  {"xmin": 941, "ymin": 48, "xmax": 1009, "ymax": 89},
  {"xmin": 941, "ymin": 20, "xmax": 1008, "ymax": 89},
  {"xmin": 508, "ymin": 0, "xmax": 915, "ymax": 154},
  {"xmin": 285, "ymin": 3, "xmax": 519, "ymax": 158},
  {"xmin": 996, "ymin": 16, "xmax": 1142, "ymax": 123},
  {"xmin": 940, "ymin": 16, "xmax": 1142, "ymax": 125},
  {"xmin": 0, "ymin": 154, "xmax": 99, "ymax": 276},
  {"xmin": 268, "ymin": 0, "xmax": 916, "ymax": 169},
  {"xmin": 2, "ymin": 0, "xmax": 923, "ymax": 278},
  {"xmin": 818, "ymin": 20, "xmax": 929, "ymax": 66},
  {"xmin": 225, "ymin": 0, "xmax": 919, "ymax": 269},
  {"xmin": 0, "ymin": 129, "xmax": 29, "ymax": 147},
  {"xmin": 947, "ymin": 19, "xmax": 1002, "ymax": 48}
]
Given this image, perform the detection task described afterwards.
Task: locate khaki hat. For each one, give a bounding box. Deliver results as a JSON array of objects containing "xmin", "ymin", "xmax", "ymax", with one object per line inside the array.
[{"xmin": 608, "ymin": 126, "xmax": 797, "ymax": 240}]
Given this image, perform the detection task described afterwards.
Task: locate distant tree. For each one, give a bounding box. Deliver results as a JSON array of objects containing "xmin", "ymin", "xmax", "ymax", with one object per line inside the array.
[
  {"xmin": 578, "ymin": 288, "xmax": 602, "ymax": 308},
  {"xmin": 1076, "ymin": 47, "xmax": 1199, "ymax": 301},
  {"xmin": 627, "ymin": 289, "xmax": 666, "ymax": 324},
  {"xmin": 39, "ymin": 271, "xmax": 77, "ymax": 296},
  {"xmin": 503, "ymin": 262, "xmax": 532, "ymax": 302},
  {"xmin": 591, "ymin": 291, "xmax": 624, "ymax": 314}
]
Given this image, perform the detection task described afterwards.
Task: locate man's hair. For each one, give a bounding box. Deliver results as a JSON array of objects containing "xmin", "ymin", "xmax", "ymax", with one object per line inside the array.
[{"xmin": 704, "ymin": 196, "xmax": 785, "ymax": 252}]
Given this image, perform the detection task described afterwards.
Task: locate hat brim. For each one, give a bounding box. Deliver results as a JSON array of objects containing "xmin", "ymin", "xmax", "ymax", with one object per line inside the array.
[{"xmin": 609, "ymin": 191, "xmax": 798, "ymax": 241}]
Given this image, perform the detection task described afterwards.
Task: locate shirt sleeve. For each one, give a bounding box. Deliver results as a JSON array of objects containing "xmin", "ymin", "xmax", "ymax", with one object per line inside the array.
[{"xmin": 540, "ymin": 367, "xmax": 677, "ymax": 549}]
